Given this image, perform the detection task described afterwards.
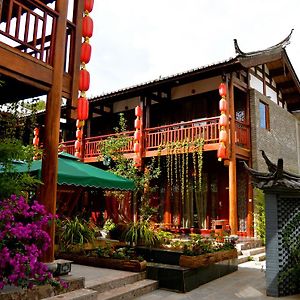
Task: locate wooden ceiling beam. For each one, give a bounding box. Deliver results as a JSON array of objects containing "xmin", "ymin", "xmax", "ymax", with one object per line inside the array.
[
  {"xmin": 268, "ymin": 67, "xmax": 286, "ymax": 78},
  {"xmin": 277, "ymin": 80, "xmax": 295, "ymax": 90}
]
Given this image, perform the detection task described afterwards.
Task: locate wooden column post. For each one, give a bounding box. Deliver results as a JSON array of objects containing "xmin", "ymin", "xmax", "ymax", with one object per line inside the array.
[
  {"xmin": 247, "ymin": 175, "xmax": 254, "ymax": 236},
  {"xmin": 164, "ymin": 185, "xmax": 172, "ymax": 227},
  {"xmin": 228, "ymin": 76, "xmax": 238, "ymax": 234},
  {"xmin": 39, "ymin": 0, "xmax": 69, "ymax": 263}
]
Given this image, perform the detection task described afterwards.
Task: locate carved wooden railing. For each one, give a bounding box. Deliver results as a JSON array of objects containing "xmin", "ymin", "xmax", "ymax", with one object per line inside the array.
[
  {"xmin": 144, "ymin": 117, "xmax": 219, "ymax": 151},
  {"xmin": 0, "ymin": 0, "xmax": 75, "ymax": 73},
  {"xmin": 60, "ymin": 117, "xmax": 250, "ymax": 160},
  {"xmin": 84, "ymin": 131, "xmax": 135, "ymax": 159}
]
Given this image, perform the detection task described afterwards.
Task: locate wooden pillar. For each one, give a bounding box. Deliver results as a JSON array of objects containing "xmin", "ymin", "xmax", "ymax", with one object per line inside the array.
[
  {"xmin": 39, "ymin": 0, "xmax": 69, "ymax": 263},
  {"xmin": 228, "ymin": 76, "xmax": 238, "ymax": 234},
  {"xmin": 247, "ymin": 171, "xmax": 254, "ymax": 236},
  {"xmin": 145, "ymin": 97, "xmax": 151, "ymax": 129}
]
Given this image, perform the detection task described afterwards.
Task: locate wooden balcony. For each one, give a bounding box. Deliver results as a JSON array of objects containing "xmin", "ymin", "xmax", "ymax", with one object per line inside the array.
[
  {"xmin": 0, "ymin": 0, "xmax": 77, "ymax": 102},
  {"xmin": 61, "ymin": 117, "xmax": 251, "ymax": 162}
]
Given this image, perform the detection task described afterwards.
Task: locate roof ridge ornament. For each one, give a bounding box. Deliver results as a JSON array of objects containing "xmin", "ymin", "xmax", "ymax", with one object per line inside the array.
[{"xmin": 234, "ymin": 29, "xmax": 294, "ymax": 57}]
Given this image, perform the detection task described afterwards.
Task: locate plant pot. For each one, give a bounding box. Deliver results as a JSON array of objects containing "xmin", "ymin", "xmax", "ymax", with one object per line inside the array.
[{"xmin": 179, "ymin": 249, "xmax": 237, "ymax": 269}]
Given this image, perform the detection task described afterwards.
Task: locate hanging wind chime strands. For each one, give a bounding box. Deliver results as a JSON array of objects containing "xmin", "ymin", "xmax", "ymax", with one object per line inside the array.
[{"xmin": 74, "ymin": 0, "xmax": 94, "ymax": 159}]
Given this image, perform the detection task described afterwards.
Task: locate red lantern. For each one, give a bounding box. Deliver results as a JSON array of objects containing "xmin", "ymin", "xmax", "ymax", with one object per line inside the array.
[
  {"xmin": 77, "ymin": 97, "xmax": 89, "ymax": 120},
  {"xmin": 75, "ymin": 151, "xmax": 81, "ymax": 158},
  {"xmin": 133, "ymin": 142, "xmax": 140, "ymax": 153},
  {"xmin": 33, "ymin": 128, "xmax": 39, "ymax": 136},
  {"xmin": 76, "ymin": 129, "xmax": 83, "ymax": 139},
  {"xmin": 81, "ymin": 42, "xmax": 92, "ymax": 64},
  {"xmin": 75, "ymin": 140, "xmax": 81, "ymax": 151},
  {"xmin": 82, "ymin": 16, "xmax": 93, "ymax": 38},
  {"xmin": 217, "ymin": 143, "xmax": 226, "ymax": 161},
  {"xmin": 79, "ymin": 69, "xmax": 90, "ymax": 91},
  {"xmin": 219, "ymin": 98, "xmax": 227, "ymax": 112},
  {"xmin": 134, "ymin": 130, "xmax": 141, "ymax": 141},
  {"xmin": 134, "ymin": 118, "xmax": 141, "ymax": 129},
  {"xmin": 219, "ymin": 114, "xmax": 228, "ymax": 127},
  {"xmin": 219, "ymin": 83, "xmax": 227, "ymax": 97},
  {"xmin": 219, "ymin": 130, "xmax": 227, "ymax": 143},
  {"xmin": 33, "ymin": 137, "xmax": 39, "ymax": 146},
  {"xmin": 135, "ymin": 106, "xmax": 142, "ymax": 117},
  {"xmin": 84, "ymin": 0, "xmax": 94, "ymax": 12}
]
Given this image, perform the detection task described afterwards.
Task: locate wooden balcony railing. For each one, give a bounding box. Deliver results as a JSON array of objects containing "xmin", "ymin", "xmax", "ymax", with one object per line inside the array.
[
  {"xmin": 144, "ymin": 117, "xmax": 219, "ymax": 151},
  {"xmin": 0, "ymin": 0, "xmax": 75, "ymax": 73},
  {"xmin": 60, "ymin": 117, "xmax": 250, "ymax": 160}
]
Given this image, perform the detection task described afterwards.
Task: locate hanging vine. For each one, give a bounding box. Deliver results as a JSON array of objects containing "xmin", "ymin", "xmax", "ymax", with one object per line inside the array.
[
  {"xmin": 166, "ymin": 142, "xmax": 170, "ymax": 185},
  {"xmin": 185, "ymin": 139, "xmax": 189, "ymax": 203},
  {"xmin": 196, "ymin": 138, "xmax": 204, "ymax": 192},
  {"xmin": 170, "ymin": 142, "xmax": 174, "ymax": 187}
]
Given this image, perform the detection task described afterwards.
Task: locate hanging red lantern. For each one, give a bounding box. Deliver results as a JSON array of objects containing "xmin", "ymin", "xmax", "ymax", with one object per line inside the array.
[
  {"xmin": 219, "ymin": 114, "xmax": 228, "ymax": 127},
  {"xmin": 80, "ymin": 42, "xmax": 92, "ymax": 64},
  {"xmin": 77, "ymin": 97, "xmax": 89, "ymax": 120},
  {"xmin": 76, "ymin": 129, "xmax": 83, "ymax": 139},
  {"xmin": 33, "ymin": 127, "xmax": 39, "ymax": 136},
  {"xmin": 79, "ymin": 69, "xmax": 90, "ymax": 91},
  {"xmin": 75, "ymin": 151, "xmax": 81, "ymax": 159},
  {"xmin": 135, "ymin": 106, "xmax": 142, "ymax": 117},
  {"xmin": 217, "ymin": 143, "xmax": 226, "ymax": 161},
  {"xmin": 82, "ymin": 15, "xmax": 93, "ymax": 38},
  {"xmin": 133, "ymin": 142, "xmax": 140, "ymax": 153},
  {"xmin": 75, "ymin": 140, "xmax": 81, "ymax": 151},
  {"xmin": 134, "ymin": 118, "xmax": 141, "ymax": 129},
  {"xmin": 84, "ymin": 0, "xmax": 94, "ymax": 12},
  {"xmin": 219, "ymin": 98, "xmax": 227, "ymax": 112},
  {"xmin": 33, "ymin": 137, "xmax": 39, "ymax": 146},
  {"xmin": 219, "ymin": 83, "xmax": 227, "ymax": 97},
  {"xmin": 219, "ymin": 130, "xmax": 227, "ymax": 143},
  {"xmin": 134, "ymin": 129, "xmax": 141, "ymax": 141}
]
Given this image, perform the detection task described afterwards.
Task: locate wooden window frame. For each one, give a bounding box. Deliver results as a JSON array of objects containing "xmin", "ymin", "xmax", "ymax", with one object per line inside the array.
[{"xmin": 259, "ymin": 100, "xmax": 270, "ymax": 130}]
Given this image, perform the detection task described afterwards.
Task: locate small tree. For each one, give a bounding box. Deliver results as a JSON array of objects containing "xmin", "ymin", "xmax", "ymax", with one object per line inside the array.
[
  {"xmin": 253, "ymin": 188, "xmax": 266, "ymax": 244},
  {"xmin": 99, "ymin": 113, "xmax": 161, "ymax": 220}
]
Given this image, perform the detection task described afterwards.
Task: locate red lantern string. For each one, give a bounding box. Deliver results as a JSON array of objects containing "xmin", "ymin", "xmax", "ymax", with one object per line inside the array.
[
  {"xmin": 133, "ymin": 105, "xmax": 142, "ymax": 168},
  {"xmin": 217, "ymin": 82, "xmax": 228, "ymax": 161},
  {"xmin": 75, "ymin": 0, "xmax": 94, "ymax": 159}
]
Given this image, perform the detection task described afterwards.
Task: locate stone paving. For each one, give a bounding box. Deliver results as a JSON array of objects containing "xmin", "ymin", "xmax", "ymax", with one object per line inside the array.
[
  {"xmin": 71, "ymin": 261, "xmax": 300, "ymax": 300},
  {"xmin": 135, "ymin": 261, "xmax": 300, "ymax": 300}
]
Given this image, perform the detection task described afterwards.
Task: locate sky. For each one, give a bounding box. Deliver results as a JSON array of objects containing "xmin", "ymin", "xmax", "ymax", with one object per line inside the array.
[{"xmin": 87, "ymin": 0, "xmax": 300, "ymax": 97}]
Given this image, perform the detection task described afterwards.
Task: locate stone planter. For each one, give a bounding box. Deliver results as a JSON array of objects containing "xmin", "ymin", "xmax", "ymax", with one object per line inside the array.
[
  {"xmin": 179, "ymin": 249, "xmax": 238, "ymax": 269},
  {"xmin": 57, "ymin": 253, "xmax": 147, "ymax": 272}
]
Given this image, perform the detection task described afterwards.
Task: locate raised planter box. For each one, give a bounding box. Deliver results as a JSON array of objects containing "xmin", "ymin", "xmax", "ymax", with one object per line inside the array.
[
  {"xmin": 179, "ymin": 249, "xmax": 238, "ymax": 268},
  {"xmin": 57, "ymin": 253, "xmax": 147, "ymax": 272}
]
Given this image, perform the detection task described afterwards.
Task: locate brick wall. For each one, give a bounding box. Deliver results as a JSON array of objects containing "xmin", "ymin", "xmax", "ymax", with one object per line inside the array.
[{"xmin": 249, "ymin": 89, "xmax": 299, "ymax": 174}]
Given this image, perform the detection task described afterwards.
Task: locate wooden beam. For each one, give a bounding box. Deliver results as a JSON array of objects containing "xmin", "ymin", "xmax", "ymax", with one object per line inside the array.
[
  {"xmin": 277, "ymin": 80, "xmax": 295, "ymax": 90},
  {"xmin": 269, "ymin": 67, "xmax": 285, "ymax": 78},
  {"xmin": 39, "ymin": 0, "xmax": 69, "ymax": 263},
  {"xmin": 228, "ymin": 75, "xmax": 238, "ymax": 235}
]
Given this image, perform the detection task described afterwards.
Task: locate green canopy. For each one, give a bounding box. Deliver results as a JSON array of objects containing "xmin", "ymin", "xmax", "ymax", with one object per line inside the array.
[{"xmin": 10, "ymin": 152, "xmax": 135, "ymax": 191}]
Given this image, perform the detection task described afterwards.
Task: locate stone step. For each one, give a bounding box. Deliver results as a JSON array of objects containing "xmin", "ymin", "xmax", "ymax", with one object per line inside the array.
[
  {"xmin": 236, "ymin": 240, "xmax": 263, "ymax": 251},
  {"xmin": 241, "ymin": 247, "xmax": 265, "ymax": 257},
  {"xmin": 238, "ymin": 254, "xmax": 250, "ymax": 264},
  {"xmin": 86, "ymin": 271, "xmax": 146, "ymax": 292},
  {"xmin": 44, "ymin": 288, "xmax": 98, "ymax": 300},
  {"xmin": 95, "ymin": 279, "xmax": 158, "ymax": 300},
  {"xmin": 253, "ymin": 253, "xmax": 266, "ymax": 262}
]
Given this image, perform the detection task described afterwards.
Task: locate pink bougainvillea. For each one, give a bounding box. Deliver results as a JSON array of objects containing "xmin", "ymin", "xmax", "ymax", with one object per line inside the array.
[{"xmin": 0, "ymin": 195, "xmax": 58, "ymax": 289}]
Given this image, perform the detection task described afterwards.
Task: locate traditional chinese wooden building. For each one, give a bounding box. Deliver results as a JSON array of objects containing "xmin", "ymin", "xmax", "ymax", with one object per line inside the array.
[
  {"xmin": 61, "ymin": 31, "xmax": 300, "ymax": 237},
  {"xmin": 0, "ymin": 0, "xmax": 84, "ymax": 261}
]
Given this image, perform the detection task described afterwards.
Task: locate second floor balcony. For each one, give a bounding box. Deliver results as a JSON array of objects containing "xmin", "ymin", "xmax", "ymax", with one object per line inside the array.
[{"xmin": 61, "ymin": 117, "xmax": 250, "ymax": 162}]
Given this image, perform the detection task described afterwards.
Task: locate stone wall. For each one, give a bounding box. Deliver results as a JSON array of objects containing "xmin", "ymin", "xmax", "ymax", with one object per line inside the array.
[{"xmin": 249, "ymin": 89, "xmax": 300, "ymax": 174}]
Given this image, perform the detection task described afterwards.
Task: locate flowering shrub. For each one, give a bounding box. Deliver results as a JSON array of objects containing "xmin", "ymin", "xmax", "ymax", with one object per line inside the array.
[{"xmin": 0, "ymin": 195, "xmax": 58, "ymax": 289}]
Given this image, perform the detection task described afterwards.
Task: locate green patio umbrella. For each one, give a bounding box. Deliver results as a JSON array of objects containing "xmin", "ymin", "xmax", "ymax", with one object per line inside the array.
[{"xmin": 10, "ymin": 152, "xmax": 135, "ymax": 191}]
